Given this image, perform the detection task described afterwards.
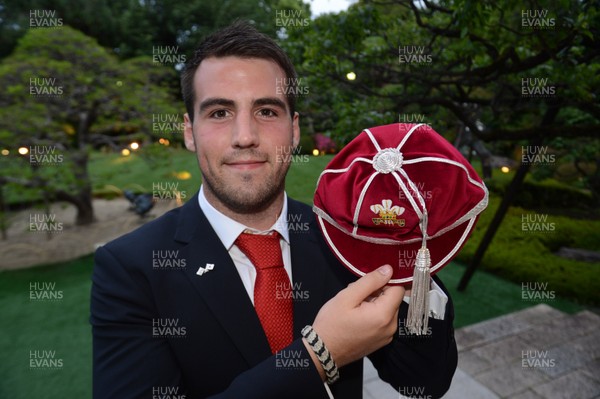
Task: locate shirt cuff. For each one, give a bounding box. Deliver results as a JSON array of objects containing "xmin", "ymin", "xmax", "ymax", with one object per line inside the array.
[
  {"xmin": 324, "ymin": 383, "xmax": 334, "ymax": 398},
  {"xmin": 402, "ymin": 278, "xmax": 448, "ymax": 320}
]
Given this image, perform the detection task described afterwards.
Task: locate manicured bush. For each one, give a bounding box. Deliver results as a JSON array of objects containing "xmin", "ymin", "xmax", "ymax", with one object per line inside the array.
[
  {"xmin": 457, "ymin": 196, "xmax": 600, "ymax": 306},
  {"xmin": 485, "ymin": 175, "xmax": 596, "ymax": 211}
]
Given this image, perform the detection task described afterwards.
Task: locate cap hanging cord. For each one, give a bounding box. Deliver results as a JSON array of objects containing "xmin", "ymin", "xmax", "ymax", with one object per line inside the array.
[{"xmin": 406, "ymin": 212, "xmax": 431, "ymax": 335}]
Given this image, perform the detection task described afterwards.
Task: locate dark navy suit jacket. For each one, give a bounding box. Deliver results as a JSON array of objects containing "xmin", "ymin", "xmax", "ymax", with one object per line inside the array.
[{"xmin": 91, "ymin": 196, "xmax": 457, "ymax": 398}]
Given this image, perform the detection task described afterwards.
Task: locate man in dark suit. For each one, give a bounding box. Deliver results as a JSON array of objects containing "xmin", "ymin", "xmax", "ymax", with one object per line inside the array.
[{"xmin": 91, "ymin": 21, "xmax": 457, "ymax": 398}]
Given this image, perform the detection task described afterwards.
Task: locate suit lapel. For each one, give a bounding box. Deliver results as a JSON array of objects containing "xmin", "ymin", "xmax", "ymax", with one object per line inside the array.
[
  {"xmin": 288, "ymin": 199, "xmax": 329, "ymax": 338},
  {"xmin": 174, "ymin": 197, "xmax": 272, "ymax": 366}
]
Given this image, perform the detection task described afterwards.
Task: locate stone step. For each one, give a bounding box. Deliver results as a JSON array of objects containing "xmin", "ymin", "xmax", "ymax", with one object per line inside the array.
[
  {"xmin": 455, "ymin": 304, "xmax": 567, "ymax": 352},
  {"xmin": 455, "ymin": 305, "xmax": 600, "ymax": 398},
  {"xmin": 363, "ymin": 305, "xmax": 600, "ymax": 398}
]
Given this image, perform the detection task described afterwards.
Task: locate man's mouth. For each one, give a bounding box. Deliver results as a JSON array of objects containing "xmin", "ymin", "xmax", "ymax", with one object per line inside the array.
[{"xmin": 225, "ymin": 159, "xmax": 267, "ymax": 170}]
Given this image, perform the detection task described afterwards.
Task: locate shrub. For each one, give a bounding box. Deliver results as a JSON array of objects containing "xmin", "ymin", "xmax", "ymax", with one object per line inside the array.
[{"xmin": 457, "ymin": 196, "xmax": 600, "ymax": 305}]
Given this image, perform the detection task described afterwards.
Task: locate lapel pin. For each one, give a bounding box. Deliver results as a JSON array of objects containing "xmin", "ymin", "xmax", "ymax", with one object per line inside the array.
[{"xmin": 196, "ymin": 263, "xmax": 215, "ymax": 276}]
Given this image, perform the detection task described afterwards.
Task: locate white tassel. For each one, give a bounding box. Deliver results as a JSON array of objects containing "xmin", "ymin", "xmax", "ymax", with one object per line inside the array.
[{"xmin": 406, "ymin": 246, "xmax": 431, "ymax": 335}]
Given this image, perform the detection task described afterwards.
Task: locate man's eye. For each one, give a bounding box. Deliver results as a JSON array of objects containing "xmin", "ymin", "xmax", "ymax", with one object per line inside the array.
[
  {"xmin": 210, "ymin": 110, "xmax": 229, "ymax": 119},
  {"xmin": 258, "ymin": 109, "xmax": 277, "ymax": 117}
]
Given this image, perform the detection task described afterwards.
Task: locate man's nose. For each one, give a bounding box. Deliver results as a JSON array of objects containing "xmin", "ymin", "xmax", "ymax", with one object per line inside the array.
[{"xmin": 231, "ymin": 111, "xmax": 259, "ymax": 148}]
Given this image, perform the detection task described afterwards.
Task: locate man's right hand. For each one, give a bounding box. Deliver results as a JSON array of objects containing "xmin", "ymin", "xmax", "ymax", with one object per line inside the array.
[{"xmin": 304, "ymin": 265, "xmax": 405, "ymax": 378}]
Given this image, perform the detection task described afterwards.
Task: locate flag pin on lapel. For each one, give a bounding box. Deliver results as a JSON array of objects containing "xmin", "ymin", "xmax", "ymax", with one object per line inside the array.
[{"xmin": 197, "ymin": 263, "xmax": 214, "ymax": 276}]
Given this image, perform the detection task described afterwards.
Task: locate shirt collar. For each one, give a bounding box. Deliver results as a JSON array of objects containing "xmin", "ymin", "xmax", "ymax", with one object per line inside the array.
[{"xmin": 198, "ymin": 185, "xmax": 290, "ymax": 250}]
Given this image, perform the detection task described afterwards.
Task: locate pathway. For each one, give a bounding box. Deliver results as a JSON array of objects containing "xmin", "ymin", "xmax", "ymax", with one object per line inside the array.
[{"xmin": 0, "ymin": 198, "xmax": 179, "ymax": 270}]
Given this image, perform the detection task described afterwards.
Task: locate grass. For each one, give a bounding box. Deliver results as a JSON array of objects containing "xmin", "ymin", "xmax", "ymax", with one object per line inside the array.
[
  {"xmin": 437, "ymin": 262, "xmax": 583, "ymax": 328},
  {"xmin": 285, "ymin": 154, "xmax": 332, "ymax": 204},
  {"xmin": 0, "ymin": 255, "xmax": 93, "ymax": 398},
  {"xmin": 89, "ymin": 146, "xmax": 201, "ymax": 199}
]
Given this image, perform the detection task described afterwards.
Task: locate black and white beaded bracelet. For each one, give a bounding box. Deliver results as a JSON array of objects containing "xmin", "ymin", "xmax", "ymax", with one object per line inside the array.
[{"xmin": 301, "ymin": 325, "xmax": 340, "ymax": 384}]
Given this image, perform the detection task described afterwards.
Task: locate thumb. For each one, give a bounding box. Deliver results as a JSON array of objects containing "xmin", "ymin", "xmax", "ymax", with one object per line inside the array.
[{"xmin": 341, "ymin": 265, "xmax": 393, "ymax": 306}]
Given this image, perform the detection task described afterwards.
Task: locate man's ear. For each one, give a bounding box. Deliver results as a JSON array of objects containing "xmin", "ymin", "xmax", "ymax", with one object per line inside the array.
[
  {"xmin": 292, "ymin": 111, "xmax": 300, "ymax": 148},
  {"xmin": 183, "ymin": 113, "xmax": 196, "ymax": 152}
]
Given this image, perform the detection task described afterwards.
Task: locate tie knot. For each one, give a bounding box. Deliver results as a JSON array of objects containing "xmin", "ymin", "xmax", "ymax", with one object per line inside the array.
[{"xmin": 235, "ymin": 231, "xmax": 283, "ymax": 270}]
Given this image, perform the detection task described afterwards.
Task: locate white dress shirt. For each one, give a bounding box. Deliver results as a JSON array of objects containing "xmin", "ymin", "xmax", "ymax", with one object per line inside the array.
[{"xmin": 198, "ymin": 186, "xmax": 293, "ymax": 303}]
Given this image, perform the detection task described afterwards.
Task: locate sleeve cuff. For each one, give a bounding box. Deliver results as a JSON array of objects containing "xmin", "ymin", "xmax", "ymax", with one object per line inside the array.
[
  {"xmin": 324, "ymin": 383, "xmax": 334, "ymax": 399},
  {"xmin": 402, "ymin": 278, "xmax": 448, "ymax": 320}
]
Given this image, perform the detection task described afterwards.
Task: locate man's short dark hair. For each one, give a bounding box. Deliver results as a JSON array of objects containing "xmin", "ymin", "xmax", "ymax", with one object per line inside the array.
[{"xmin": 181, "ymin": 20, "xmax": 298, "ymax": 122}]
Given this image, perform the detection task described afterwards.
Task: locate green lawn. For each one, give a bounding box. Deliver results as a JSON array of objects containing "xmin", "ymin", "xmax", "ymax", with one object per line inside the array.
[
  {"xmin": 0, "ymin": 256, "xmax": 93, "ymax": 398},
  {"xmin": 89, "ymin": 146, "xmax": 201, "ymax": 199},
  {"xmin": 437, "ymin": 263, "xmax": 583, "ymax": 327}
]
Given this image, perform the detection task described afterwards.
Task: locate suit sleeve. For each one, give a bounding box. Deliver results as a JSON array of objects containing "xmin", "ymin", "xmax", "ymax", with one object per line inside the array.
[
  {"xmin": 207, "ymin": 339, "xmax": 331, "ymax": 399},
  {"xmin": 91, "ymin": 246, "xmax": 186, "ymax": 398},
  {"xmin": 91, "ymin": 246, "xmax": 331, "ymax": 399},
  {"xmin": 367, "ymin": 275, "xmax": 458, "ymax": 399}
]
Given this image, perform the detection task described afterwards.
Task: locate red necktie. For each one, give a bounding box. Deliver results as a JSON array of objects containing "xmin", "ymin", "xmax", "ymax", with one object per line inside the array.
[{"xmin": 235, "ymin": 232, "xmax": 294, "ymax": 353}]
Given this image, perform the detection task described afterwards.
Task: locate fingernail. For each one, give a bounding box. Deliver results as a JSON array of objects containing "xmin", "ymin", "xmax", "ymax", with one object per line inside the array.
[{"xmin": 378, "ymin": 265, "xmax": 392, "ymax": 276}]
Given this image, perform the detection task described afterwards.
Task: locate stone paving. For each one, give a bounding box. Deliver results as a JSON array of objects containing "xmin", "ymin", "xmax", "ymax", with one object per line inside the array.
[{"xmin": 363, "ymin": 304, "xmax": 600, "ymax": 398}]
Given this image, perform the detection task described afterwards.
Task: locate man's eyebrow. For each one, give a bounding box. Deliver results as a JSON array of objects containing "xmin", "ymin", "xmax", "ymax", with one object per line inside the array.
[
  {"xmin": 254, "ymin": 97, "xmax": 288, "ymax": 111},
  {"xmin": 199, "ymin": 98, "xmax": 235, "ymax": 113}
]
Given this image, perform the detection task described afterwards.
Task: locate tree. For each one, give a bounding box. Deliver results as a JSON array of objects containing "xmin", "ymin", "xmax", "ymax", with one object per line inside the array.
[
  {"xmin": 0, "ymin": 0, "xmax": 306, "ymax": 60},
  {"xmin": 284, "ymin": 0, "xmax": 599, "ymax": 189},
  {"xmin": 0, "ymin": 26, "xmax": 180, "ymax": 225},
  {"xmin": 283, "ymin": 0, "xmax": 599, "ymax": 289},
  {"xmin": 286, "ymin": 0, "xmax": 599, "ymax": 147}
]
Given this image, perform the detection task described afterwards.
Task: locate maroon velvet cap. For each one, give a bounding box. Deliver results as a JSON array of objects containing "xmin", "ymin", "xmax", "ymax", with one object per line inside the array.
[{"xmin": 313, "ymin": 123, "xmax": 488, "ymax": 284}]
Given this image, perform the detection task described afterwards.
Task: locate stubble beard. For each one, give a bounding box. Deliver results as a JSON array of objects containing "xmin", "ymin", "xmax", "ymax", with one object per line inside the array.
[{"xmin": 201, "ymin": 159, "xmax": 291, "ymax": 215}]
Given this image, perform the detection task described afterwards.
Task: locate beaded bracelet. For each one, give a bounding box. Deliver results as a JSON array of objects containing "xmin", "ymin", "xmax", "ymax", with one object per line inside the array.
[{"xmin": 301, "ymin": 325, "xmax": 340, "ymax": 384}]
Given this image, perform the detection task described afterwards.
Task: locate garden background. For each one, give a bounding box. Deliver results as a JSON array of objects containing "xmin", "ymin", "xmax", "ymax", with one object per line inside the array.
[{"xmin": 0, "ymin": 0, "xmax": 598, "ymax": 397}]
